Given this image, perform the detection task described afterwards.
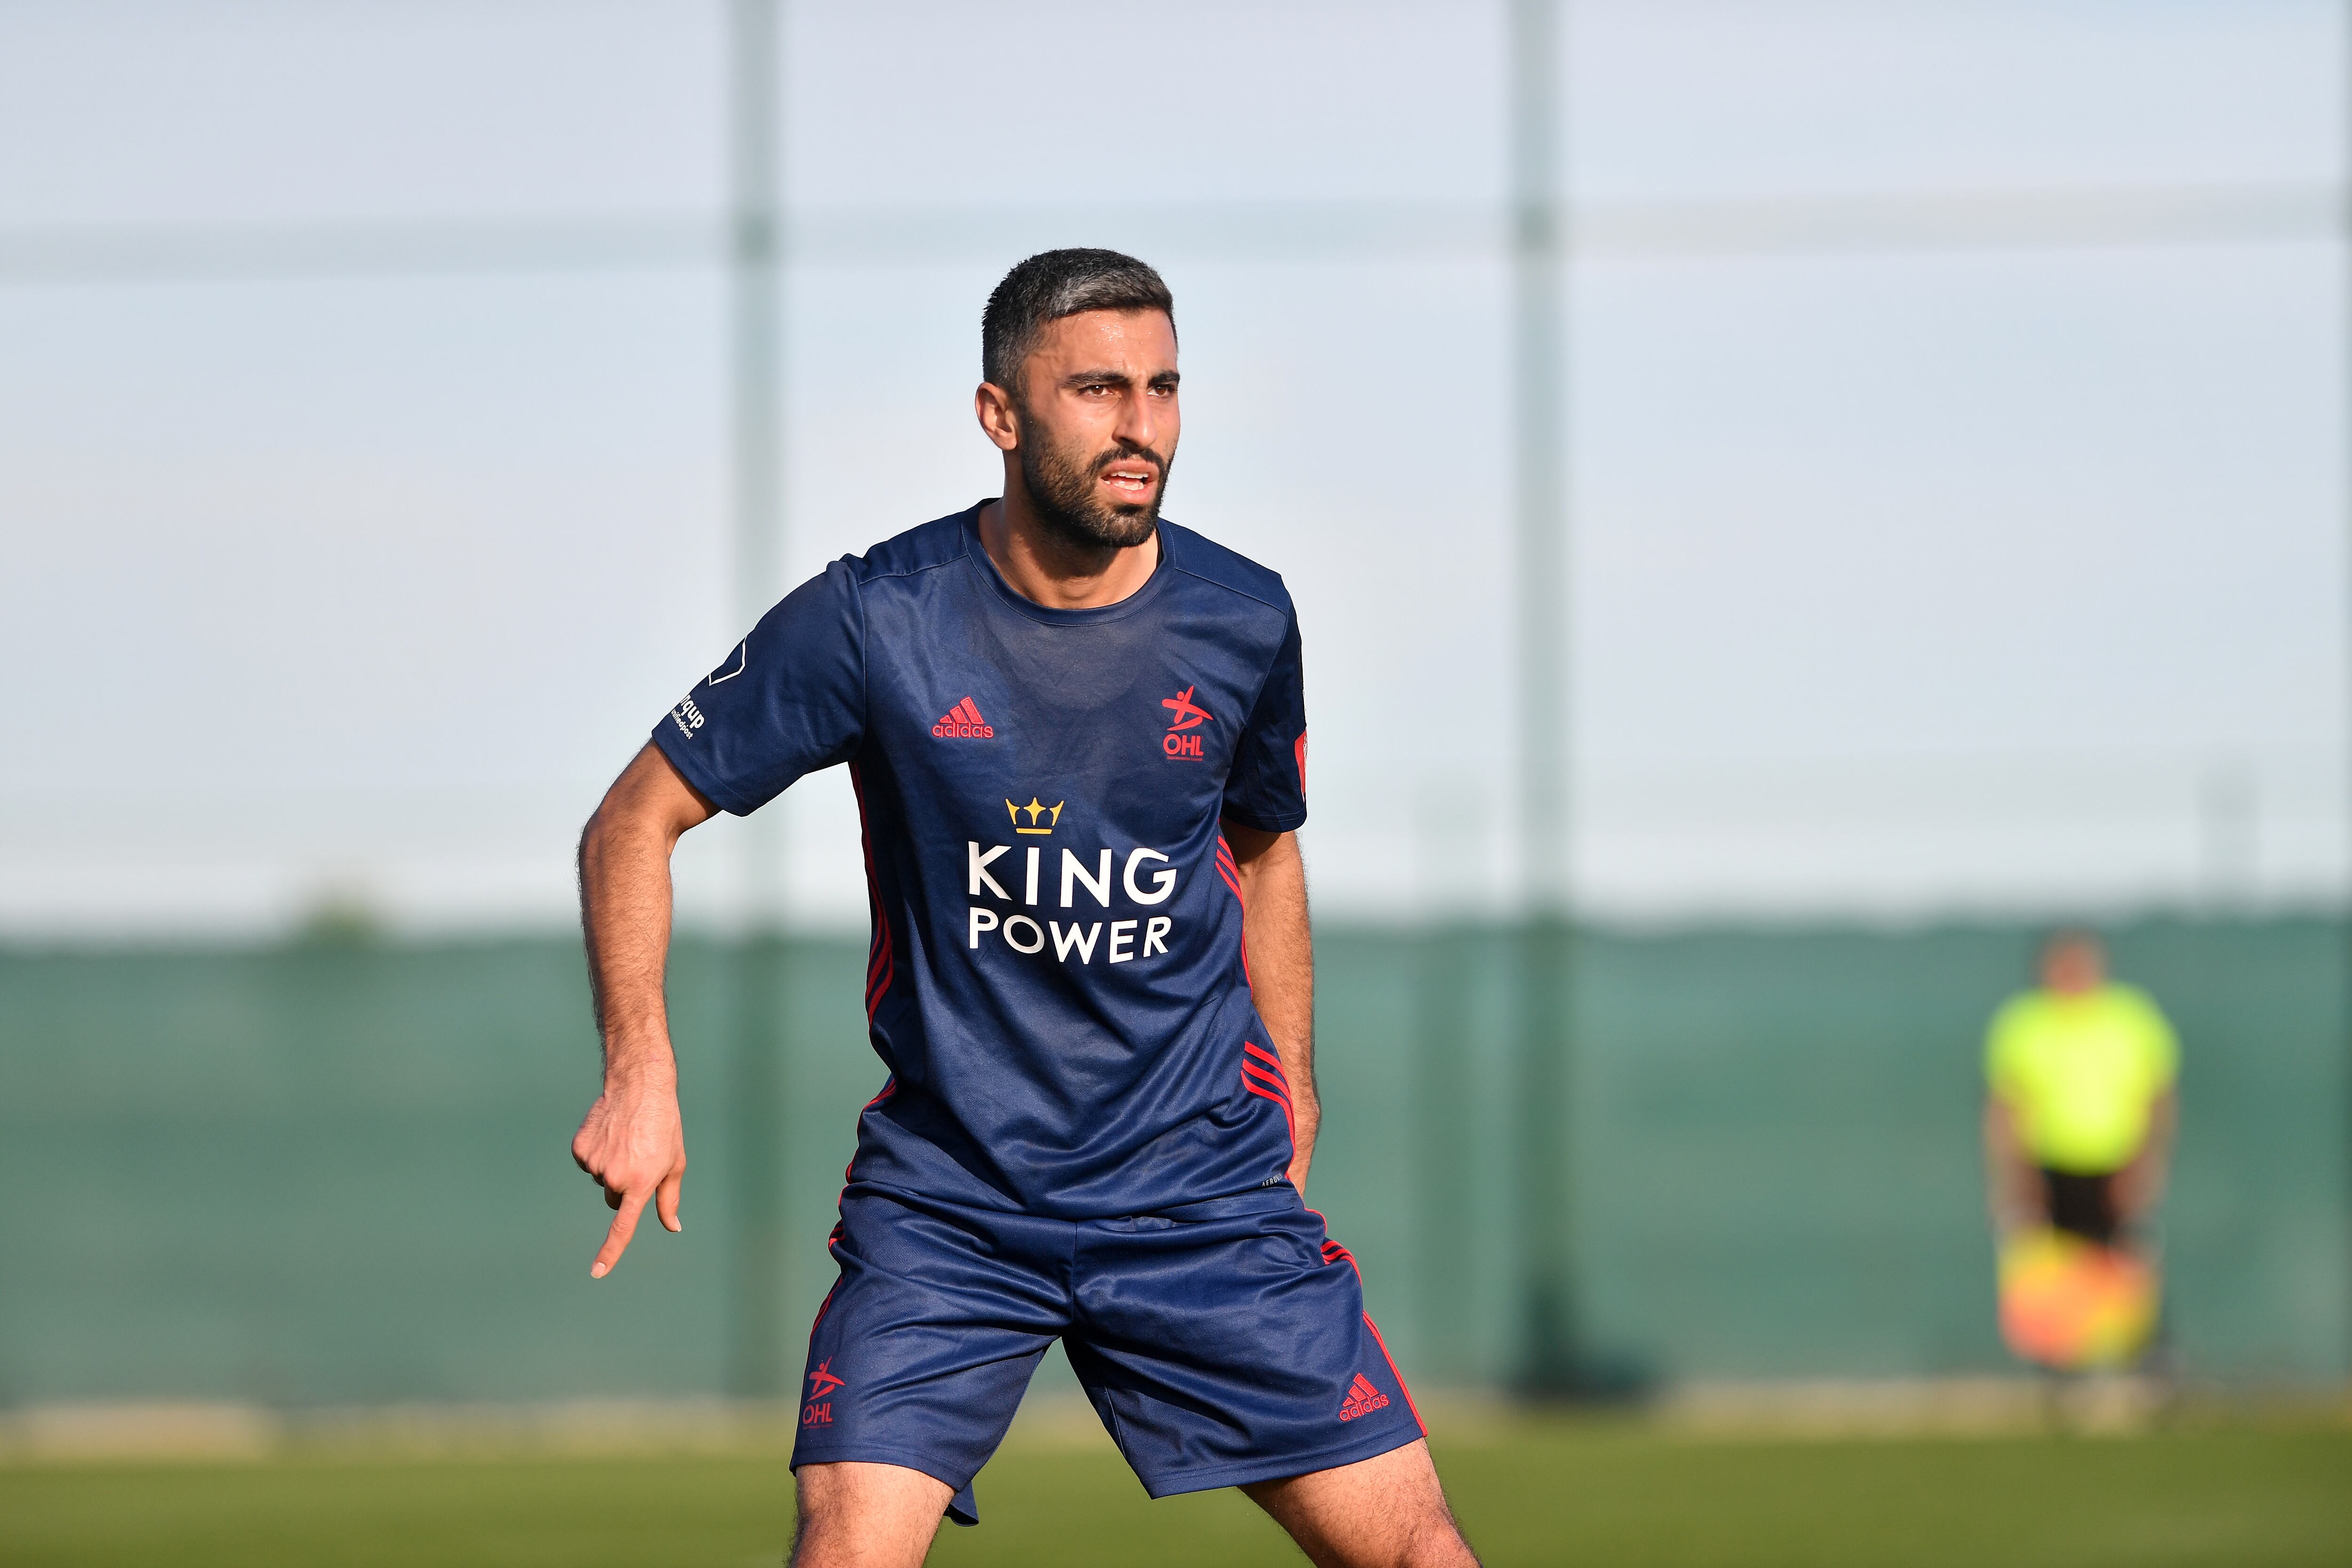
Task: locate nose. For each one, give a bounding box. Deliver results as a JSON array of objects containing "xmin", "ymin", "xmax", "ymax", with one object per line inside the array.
[{"xmin": 1113, "ymin": 386, "xmax": 1164, "ymax": 454}]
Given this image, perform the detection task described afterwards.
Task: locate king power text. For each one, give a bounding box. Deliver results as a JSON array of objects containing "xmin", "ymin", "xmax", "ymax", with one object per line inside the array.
[{"xmin": 966, "ymin": 842, "xmax": 1183, "ymax": 966}]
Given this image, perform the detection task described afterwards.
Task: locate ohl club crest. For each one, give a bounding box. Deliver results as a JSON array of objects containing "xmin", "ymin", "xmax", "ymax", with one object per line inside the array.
[{"xmin": 1160, "ymin": 685, "xmax": 1212, "ymax": 760}]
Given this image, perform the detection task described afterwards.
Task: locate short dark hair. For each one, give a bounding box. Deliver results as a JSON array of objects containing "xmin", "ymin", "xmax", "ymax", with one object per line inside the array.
[{"xmin": 982, "ymin": 248, "xmax": 1174, "ymax": 396}]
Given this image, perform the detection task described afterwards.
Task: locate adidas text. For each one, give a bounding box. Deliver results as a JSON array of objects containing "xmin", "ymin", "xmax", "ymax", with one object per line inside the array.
[{"xmin": 933, "ymin": 696, "xmax": 995, "ymax": 739}]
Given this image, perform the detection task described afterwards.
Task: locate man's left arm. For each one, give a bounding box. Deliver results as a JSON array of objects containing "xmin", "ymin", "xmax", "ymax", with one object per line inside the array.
[
  {"xmin": 1224, "ymin": 822, "xmax": 1317, "ymax": 1193},
  {"xmin": 2115, "ymin": 1001, "xmax": 2181, "ymax": 1223},
  {"xmin": 2116, "ymin": 1087, "xmax": 2177, "ymax": 1221}
]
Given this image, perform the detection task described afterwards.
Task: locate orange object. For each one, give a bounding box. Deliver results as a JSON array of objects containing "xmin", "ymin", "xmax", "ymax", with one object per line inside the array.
[{"xmin": 1998, "ymin": 1228, "xmax": 2158, "ymax": 1370}]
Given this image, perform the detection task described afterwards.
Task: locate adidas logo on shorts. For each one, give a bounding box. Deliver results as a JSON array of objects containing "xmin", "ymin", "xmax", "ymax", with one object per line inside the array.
[{"xmin": 1337, "ymin": 1373, "xmax": 1391, "ymax": 1422}]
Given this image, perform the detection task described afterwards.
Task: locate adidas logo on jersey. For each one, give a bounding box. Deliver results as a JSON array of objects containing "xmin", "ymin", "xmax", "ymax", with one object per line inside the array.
[
  {"xmin": 932, "ymin": 698, "xmax": 995, "ymax": 739},
  {"xmin": 1337, "ymin": 1373, "xmax": 1391, "ymax": 1423}
]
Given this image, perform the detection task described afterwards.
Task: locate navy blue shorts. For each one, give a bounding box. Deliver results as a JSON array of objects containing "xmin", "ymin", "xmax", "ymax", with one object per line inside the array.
[{"xmin": 790, "ymin": 1181, "xmax": 1425, "ymax": 1526}]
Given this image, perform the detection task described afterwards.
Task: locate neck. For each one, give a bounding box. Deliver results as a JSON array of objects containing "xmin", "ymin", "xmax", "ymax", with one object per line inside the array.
[{"xmin": 978, "ymin": 483, "xmax": 1159, "ymax": 611}]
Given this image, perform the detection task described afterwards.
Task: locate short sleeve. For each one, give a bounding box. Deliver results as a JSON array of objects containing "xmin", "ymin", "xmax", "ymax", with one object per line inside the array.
[
  {"xmin": 1984, "ymin": 996, "xmax": 2029, "ymax": 1098},
  {"xmin": 1221, "ymin": 608, "xmax": 1307, "ymax": 833},
  {"xmin": 2122, "ymin": 988, "xmax": 2181, "ymax": 1093},
  {"xmin": 650, "ymin": 559, "xmax": 866, "ymax": 815}
]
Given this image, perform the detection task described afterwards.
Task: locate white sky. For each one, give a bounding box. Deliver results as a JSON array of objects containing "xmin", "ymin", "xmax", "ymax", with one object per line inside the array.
[{"xmin": 0, "ymin": 0, "xmax": 2345, "ymax": 935}]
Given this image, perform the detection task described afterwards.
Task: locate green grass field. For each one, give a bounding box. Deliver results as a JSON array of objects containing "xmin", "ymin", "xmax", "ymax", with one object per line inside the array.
[{"xmin": 2, "ymin": 1418, "xmax": 2346, "ymax": 1567}]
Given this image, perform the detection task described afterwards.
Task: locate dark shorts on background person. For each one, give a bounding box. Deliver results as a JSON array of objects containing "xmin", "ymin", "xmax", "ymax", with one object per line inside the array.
[
  {"xmin": 2039, "ymin": 1167, "xmax": 2121, "ymax": 1245},
  {"xmin": 789, "ymin": 1181, "xmax": 1424, "ymax": 1527}
]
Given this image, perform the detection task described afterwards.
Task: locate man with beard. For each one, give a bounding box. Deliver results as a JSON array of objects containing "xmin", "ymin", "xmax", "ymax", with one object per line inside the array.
[{"xmin": 571, "ymin": 250, "xmax": 1478, "ymax": 1567}]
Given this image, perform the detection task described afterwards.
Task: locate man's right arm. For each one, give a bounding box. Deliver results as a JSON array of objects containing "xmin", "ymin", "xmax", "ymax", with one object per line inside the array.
[
  {"xmin": 571, "ymin": 743, "xmax": 718, "ymax": 1278},
  {"xmin": 1982, "ymin": 1097, "xmax": 2039, "ymax": 1236}
]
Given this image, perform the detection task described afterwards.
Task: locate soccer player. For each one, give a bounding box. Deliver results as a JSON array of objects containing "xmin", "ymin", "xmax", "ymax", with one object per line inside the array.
[
  {"xmin": 1983, "ymin": 930, "xmax": 2180, "ymax": 1248},
  {"xmin": 571, "ymin": 250, "xmax": 1478, "ymax": 1567}
]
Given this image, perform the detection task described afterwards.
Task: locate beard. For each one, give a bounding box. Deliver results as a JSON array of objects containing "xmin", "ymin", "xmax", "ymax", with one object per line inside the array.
[{"xmin": 1018, "ymin": 420, "xmax": 1171, "ymax": 550}]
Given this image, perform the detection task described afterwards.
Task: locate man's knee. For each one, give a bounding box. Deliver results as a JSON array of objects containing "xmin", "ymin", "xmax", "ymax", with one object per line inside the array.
[
  {"xmin": 1242, "ymin": 1440, "xmax": 1479, "ymax": 1567},
  {"xmin": 789, "ymin": 1461, "xmax": 953, "ymax": 1568}
]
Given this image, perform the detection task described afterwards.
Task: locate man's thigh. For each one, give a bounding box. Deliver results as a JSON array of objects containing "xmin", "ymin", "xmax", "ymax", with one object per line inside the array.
[
  {"xmin": 1242, "ymin": 1440, "xmax": 1481, "ymax": 1568},
  {"xmin": 1066, "ymin": 1190, "xmax": 1427, "ymax": 1497},
  {"xmin": 794, "ymin": 1185, "xmax": 1070, "ymax": 1526}
]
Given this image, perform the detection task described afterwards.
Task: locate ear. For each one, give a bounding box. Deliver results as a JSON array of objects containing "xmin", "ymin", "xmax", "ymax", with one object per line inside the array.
[{"xmin": 974, "ymin": 381, "xmax": 1021, "ymax": 453}]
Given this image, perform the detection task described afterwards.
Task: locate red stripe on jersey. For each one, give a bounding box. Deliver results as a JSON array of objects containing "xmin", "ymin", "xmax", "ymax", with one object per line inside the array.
[
  {"xmin": 821, "ymin": 1075, "xmax": 901, "ymax": 1283},
  {"xmin": 849, "ymin": 763, "xmax": 895, "ymax": 1019},
  {"xmin": 1214, "ymin": 836, "xmax": 1251, "ymax": 988},
  {"xmin": 1241, "ymin": 1060, "xmax": 1292, "ymax": 1102},
  {"xmin": 1243, "ymin": 1076, "xmax": 1296, "ymax": 1148}
]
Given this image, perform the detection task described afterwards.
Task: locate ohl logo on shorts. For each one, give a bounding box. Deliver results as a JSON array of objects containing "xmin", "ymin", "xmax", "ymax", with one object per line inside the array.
[{"xmin": 803, "ymin": 1359, "xmax": 845, "ymax": 1426}]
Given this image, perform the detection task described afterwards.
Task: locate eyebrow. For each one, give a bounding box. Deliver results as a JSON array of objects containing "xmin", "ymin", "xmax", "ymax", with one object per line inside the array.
[{"xmin": 1061, "ymin": 368, "xmax": 1181, "ymax": 389}]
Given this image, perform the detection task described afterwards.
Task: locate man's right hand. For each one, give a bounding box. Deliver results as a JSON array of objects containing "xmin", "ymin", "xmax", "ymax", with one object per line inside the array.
[
  {"xmin": 571, "ymin": 1064, "xmax": 687, "ymax": 1278},
  {"xmin": 572, "ymin": 746, "xmax": 714, "ymax": 1279}
]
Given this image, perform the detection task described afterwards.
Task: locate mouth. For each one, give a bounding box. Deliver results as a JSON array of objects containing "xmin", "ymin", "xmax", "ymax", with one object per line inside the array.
[{"xmin": 1097, "ymin": 461, "xmax": 1160, "ymax": 501}]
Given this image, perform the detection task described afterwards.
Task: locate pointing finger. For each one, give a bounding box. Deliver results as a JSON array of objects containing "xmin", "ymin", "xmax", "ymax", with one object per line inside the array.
[{"xmin": 591, "ymin": 1188, "xmax": 649, "ymax": 1279}]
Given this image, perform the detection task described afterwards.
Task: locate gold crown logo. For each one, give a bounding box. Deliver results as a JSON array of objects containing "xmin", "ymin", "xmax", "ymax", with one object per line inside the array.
[{"xmin": 1006, "ymin": 797, "xmax": 1064, "ymax": 835}]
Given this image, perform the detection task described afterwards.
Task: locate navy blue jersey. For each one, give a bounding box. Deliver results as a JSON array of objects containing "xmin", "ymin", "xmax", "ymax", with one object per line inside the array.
[{"xmin": 652, "ymin": 504, "xmax": 1308, "ymax": 1218}]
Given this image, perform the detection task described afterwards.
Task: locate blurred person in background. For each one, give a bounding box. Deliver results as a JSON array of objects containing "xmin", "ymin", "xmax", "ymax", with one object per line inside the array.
[
  {"xmin": 1982, "ymin": 930, "xmax": 2178, "ymax": 1380},
  {"xmin": 1983, "ymin": 930, "xmax": 2179, "ymax": 1248}
]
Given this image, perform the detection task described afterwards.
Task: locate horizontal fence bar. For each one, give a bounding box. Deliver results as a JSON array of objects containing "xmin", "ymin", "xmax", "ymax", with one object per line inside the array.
[
  {"xmin": 1573, "ymin": 181, "xmax": 2345, "ymax": 259},
  {"xmin": 2, "ymin": 184, "xmax": 2344, "ymax": 284},
  {"xmin": 0, "ymin": 215, "xmax": 721, "ymax": 284}
]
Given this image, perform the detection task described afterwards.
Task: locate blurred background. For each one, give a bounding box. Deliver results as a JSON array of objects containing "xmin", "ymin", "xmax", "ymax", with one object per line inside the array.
[{"xmin": 3, "ymin": 0, "xmax": 2349, "ymax": 1437}]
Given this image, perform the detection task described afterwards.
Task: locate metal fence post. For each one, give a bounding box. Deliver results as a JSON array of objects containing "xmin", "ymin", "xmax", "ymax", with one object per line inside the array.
[
  {"xmin": 1509, "ymin": 0, "xmax": 1580, "ymax": 1394},
  {"xmin": 725, "ymin": 0, "xmax": 788, "ymax": 1402}
]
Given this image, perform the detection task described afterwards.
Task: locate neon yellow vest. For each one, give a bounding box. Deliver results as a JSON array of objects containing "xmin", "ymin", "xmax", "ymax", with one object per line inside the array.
[{"xmin": 1985, "ymin": 983, "xmax": 2177, "ymax": 1174}]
